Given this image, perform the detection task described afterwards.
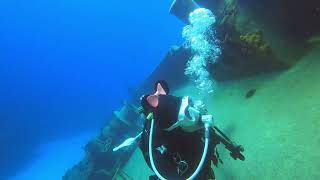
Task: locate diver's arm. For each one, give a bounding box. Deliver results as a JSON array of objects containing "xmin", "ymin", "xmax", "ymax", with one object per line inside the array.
[
  {"xmin": 220, "ymin": 136, "xmax": 245, "ymax": 161},
  {"xmin": 112, "ymin": 132, "xmax": 142, "ymax": 152},
  {"xmin": 165, "ymin": 96, "xmax": 212, "ymax": 132},
  {"xmin": 213, "ymin": 126, "xmax": 245, "ymax": 161}
]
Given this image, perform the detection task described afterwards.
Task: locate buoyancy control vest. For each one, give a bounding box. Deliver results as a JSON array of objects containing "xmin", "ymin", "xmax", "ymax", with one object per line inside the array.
[{"xmin": 139, "ymin": 95, "xmax": 213, "ymax": 179}]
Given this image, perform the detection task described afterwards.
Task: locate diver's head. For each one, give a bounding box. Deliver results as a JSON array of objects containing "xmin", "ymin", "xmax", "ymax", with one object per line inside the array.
[
  {"xmin": 140, "ymin": 94, "xmax": 154, "ymax": 116},
  {"xmin": 154, "ymin": 80, "xmax": 169, "ymax": 95},
  {"xmin": 139, "ymin": 80, "xmax": 169, "ymax": 116}
]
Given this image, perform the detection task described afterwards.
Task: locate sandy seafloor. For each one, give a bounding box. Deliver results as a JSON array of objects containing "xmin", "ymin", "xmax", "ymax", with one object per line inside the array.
[{"xmin": 119, "ymin": 45, "xmax": 320, "ymax": 180}]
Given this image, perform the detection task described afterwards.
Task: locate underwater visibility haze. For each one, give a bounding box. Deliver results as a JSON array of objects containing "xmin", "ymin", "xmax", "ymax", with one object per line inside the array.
[
  {"xmin": 1, "ymin": 0, "xmax": 320, "ymax": 180},
  {"xmin": 0, "ymin": 0, "xmax": 183, "ymax": 179}
]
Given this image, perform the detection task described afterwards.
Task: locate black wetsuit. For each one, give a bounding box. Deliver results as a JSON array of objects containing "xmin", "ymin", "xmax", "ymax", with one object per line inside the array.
[{"xmin": 139, "ymin": 95, "xmax": 215, "ymax": 180}]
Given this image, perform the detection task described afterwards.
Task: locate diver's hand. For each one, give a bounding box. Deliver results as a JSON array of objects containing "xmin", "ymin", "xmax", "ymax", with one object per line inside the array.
[
  {"xmin": 201, "ymin": 114, "xmax": 213, "ymax": 126},
  {"xmin": 112, "ymin": 138, "xmax": 136, "ymax": 152},
  {"xmin": 230, "ymin": 145, "xmax": 245, "ymax": 161},
  {"xmin": 112, "ymin": 132, "xmax": 142, "ymax": 152}
]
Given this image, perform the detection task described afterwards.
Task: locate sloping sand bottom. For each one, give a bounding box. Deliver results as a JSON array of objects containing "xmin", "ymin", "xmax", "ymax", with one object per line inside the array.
[
  {"xmin": 120, "ymin": 45, "xmax": 320, "ymax": 179},
  {"xmin": 207, "ymin": 45, "xmax": 320, "ymax": 180}
]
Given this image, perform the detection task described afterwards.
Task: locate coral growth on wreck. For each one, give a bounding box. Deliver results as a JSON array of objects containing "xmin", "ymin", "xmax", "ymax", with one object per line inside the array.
[
  {"xmin": 239, "ymin": 31, "xmax": 271, "ymax": 57},
  {"xmin": 204, "ymin": 0, "xmax": 289, "ymax": 81}
]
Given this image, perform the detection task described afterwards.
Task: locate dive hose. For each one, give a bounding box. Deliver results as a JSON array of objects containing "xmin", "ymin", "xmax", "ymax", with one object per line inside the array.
[{"xmin": 148, "ymin": 118, "xmax": 210, "ymax": 180}]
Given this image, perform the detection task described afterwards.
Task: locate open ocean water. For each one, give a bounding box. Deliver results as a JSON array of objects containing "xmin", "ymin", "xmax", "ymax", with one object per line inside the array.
[{"xmin": 0, "ymin": 0, "xmax": 183, "ymax": 179}]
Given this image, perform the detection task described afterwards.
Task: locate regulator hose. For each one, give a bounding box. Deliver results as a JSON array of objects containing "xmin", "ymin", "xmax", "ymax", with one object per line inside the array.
[{"xmin": 148, "ymin": 119, "xmax": 210, "ymax": 180}]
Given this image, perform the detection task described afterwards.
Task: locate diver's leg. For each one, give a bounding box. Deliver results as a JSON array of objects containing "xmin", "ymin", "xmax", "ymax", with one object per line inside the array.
[
  {"xmin": 207, "ymin": 167, "xmax": 216, "ymax": 180},
  {"xmin": 152, "ymin": 150, "xmax": 184, "ymax": 180}
]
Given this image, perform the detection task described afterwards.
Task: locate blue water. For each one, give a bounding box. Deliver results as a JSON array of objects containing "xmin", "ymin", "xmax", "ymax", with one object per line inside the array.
[{"xmin": 0, "ymin": 0, "xmax": 183, "ymax": 179}]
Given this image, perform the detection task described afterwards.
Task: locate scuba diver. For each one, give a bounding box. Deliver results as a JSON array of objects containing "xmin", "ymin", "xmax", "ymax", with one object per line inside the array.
[{"xmin": 113, "ymin": 80, "xmax": 245, "ymax": 179}]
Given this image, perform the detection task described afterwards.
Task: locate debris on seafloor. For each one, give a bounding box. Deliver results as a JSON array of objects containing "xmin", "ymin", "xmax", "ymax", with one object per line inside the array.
[{"xmin": 245, "ymin": 88, "xmax": 257, "ymax": 99}]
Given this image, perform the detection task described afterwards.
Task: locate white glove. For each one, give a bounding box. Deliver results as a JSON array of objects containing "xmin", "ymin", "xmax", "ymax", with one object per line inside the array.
[{"xmin": 112, "ymin": 132, "xmax": 142, "ymax": 152}]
